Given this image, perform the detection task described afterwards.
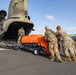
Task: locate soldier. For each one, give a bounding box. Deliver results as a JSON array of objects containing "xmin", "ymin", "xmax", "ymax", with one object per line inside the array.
[
  {"xmin": 17, "ymin": 27, "xmax": 25, "ymax": 45},
  {"xmin": 56, "ymin": 25, "xmax": 76, "ymax": 62},
  {"xmin": 44, "ymin": 26, "xmax": 62, "ymax": 62}
]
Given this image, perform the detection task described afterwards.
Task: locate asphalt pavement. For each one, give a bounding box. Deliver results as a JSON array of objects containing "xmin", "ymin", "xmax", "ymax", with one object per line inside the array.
[{"xmin": 0, "ymin": 48, "xmax": 76, "ymax": 75}]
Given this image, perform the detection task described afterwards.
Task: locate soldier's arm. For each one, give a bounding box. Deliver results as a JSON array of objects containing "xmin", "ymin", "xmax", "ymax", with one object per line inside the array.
[
  {"xmin": 44, "ymin": 32, "xmax": 49, "ymax": 41},
  {"xmin": 55, "ymin": 31, "xmax": 61, "ymax": 41},
  {"xmin": 18, "ymin": 29, "xmax": 22, "ymax": 36},
  {"xmin": 44, "ymin": 32, "xmax": 47, "ymax": 40}
]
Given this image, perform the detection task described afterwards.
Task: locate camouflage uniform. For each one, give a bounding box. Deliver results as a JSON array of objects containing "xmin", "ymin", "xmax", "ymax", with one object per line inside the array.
[
  {"xmin": 17, "ymin": 27, "xmax": 25, "ymax": 44},
  {"xmin": 44, "ymin": 29, "xmax": 62, "ymax": 62},
  {"xmin": 56, "ymin": 28, "xmax": 76, "ymax": 61}
]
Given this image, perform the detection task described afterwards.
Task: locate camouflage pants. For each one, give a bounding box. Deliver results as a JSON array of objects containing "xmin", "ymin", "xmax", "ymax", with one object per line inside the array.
[
  {"xmin": 62, "ymin": 41, "xmax": 76, "ymax": 59},
  {"xmin": 48, "ymin": 41, "xmax": 61, "ymax": 59},
  {"xmin": 17, "ymin": 35, "xmax": 22, "ymax": 44}
]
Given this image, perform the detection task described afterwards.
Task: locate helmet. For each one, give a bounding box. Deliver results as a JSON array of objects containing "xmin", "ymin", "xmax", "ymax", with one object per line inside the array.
[{"xmin": 56, "ymin": 25, "xmax": 61, "ymax": 30}]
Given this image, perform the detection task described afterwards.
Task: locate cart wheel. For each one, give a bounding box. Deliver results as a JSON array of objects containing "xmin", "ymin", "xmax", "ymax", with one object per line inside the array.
[{"xmin": 34, "ymin": 50, "xmax": 39, "ymax": 55}]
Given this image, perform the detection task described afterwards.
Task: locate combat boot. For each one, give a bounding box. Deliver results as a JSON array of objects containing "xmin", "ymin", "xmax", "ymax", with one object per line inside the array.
[
  {"xmin": 72, "ymin": 58, "xmax": 76, "ymax": 62},
  {"xmin": 67, "ymin": 56, "xmax": 72, "ymax": 62},
  {"xmin": 56, "ymin": 52, "xmax": 63, "ymax": 63},
  {"xmin": 50, "ymin": 58, "xmax": 54, "ymax": 61},
  {"xmin": 75, "ymin": 49, "xmax": 76, "ymax": 56},
  {"xmin": 58, "ymin": 58, "xmax": 63, "ymax": 63},
  {"xmin": 49, "ymin": 55, "xmax": 55, "ymax": 61}
]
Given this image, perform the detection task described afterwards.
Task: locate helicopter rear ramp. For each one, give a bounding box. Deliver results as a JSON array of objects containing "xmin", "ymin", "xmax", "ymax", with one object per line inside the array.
[{"xmin": 0, "ymin": 0, "xmax": 34, "ymax": 40}]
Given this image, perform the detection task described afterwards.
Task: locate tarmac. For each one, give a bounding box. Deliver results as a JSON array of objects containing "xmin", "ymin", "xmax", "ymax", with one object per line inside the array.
[{"xmin": 0, "ymin": 48, "xmax": 76, "ymax": 75}]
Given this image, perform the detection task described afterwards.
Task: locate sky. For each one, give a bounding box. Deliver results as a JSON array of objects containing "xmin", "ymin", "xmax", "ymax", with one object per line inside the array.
[{"xmin": 0, "ymin": 0, "xmax": 76, "ymax": 35}]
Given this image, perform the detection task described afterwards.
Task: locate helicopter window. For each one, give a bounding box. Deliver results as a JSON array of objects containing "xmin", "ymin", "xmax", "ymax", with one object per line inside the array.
[{"xmin": 25, "ymin": 16, "xmax": 27, "ymax": 18}]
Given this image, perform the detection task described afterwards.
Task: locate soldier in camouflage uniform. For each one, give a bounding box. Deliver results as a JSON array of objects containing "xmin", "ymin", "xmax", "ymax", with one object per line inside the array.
[
  {"xmin": 44, "ymin": 26, "xmax": 62, "ymax": 62},
  {"xmin": 17, "ymin": 27, "xmax": 25, "ymax": 45},
  {"xmin": 56, "ymin": 25, "xmax": 76, "ymax": 62}
]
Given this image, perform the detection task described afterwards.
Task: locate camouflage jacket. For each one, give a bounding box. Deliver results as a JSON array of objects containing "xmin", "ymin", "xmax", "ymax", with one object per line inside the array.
[
  {"xmin": 18, "ymin": 28, "xmax": 25, "ymax": 36},
  {"xmin": 56, "ymin": 29, "xmax": 74, "ymax": 46},
  {"xmin": 44, "ymin": 29, "xmax": 57, "ymax": 42}
]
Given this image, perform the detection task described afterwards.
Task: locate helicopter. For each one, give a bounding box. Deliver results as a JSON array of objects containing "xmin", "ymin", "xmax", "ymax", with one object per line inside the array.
[{"xmin": 0, "ymin": 0, "xmax": 34, "ymax": 40}]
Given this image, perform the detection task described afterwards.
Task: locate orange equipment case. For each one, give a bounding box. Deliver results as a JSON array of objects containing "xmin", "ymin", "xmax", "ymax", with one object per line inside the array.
[{"xmin": 21, "ymin": 34, "xmax": 60, "ymax": 55}]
